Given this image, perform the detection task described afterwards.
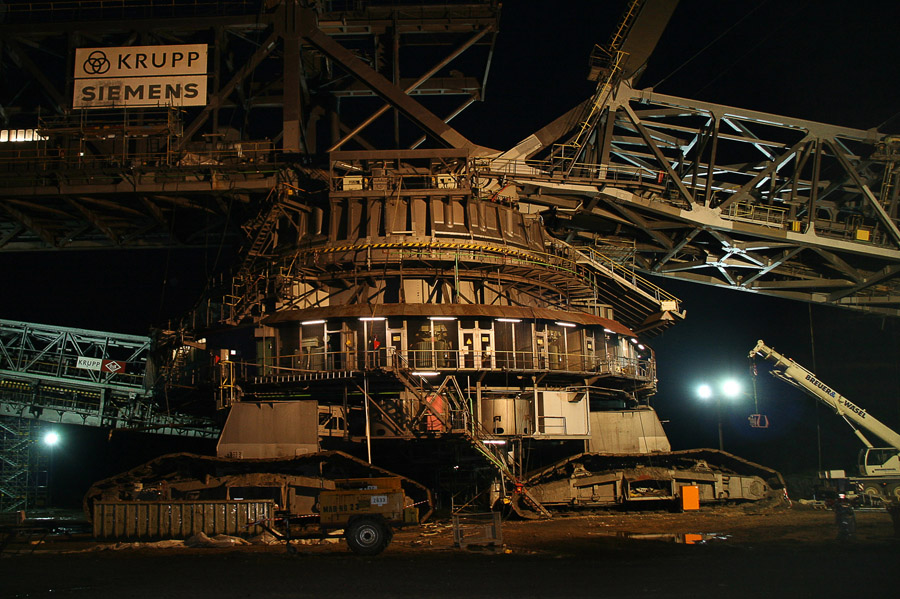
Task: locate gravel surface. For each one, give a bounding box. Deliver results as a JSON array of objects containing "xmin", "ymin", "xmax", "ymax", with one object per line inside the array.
[{"xmin": 2, "ymin": 505, "xmax": 897, "ymax": 598}]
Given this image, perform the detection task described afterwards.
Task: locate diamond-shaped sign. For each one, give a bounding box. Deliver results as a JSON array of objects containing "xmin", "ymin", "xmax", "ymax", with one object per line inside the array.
[{"xmin": 101, "ymin": 360, "xmax": 126, "ymax": 374}]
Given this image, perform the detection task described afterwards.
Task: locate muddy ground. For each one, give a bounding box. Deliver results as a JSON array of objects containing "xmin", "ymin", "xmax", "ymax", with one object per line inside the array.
[{"xmin": 3, "ymin": 503, "xmax": 898, "ymax": 598}]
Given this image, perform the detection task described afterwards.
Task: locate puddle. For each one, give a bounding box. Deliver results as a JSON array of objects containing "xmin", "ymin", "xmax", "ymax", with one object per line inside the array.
[{"xmin": 590, "ymin": 531, "xmax": 731, "ymax": 544}]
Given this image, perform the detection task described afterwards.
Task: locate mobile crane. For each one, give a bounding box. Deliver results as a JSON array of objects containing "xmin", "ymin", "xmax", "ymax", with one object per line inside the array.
[{"xmin": 750, "ymin": 340, "xmax": 900, "ymax": 502}]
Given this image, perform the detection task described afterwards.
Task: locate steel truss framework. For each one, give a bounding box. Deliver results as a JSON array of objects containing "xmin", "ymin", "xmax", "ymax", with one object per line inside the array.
[
  {"xmin": 1, "ymin": 0, "xmax": 895, "ymax": 315},
  {"xmin": 0, "ymin": 416, "xmax": 49, "ymax": 512},
  {"xmin": 507, "ymin": 81, "xmax": 900, "ymax": 315},
  {"xmin": 0, "ymin": 0, "xmax": 498, "ymax": 251},
  {"xmin": 0, "ymin": 319, "xmax": 216, "ymax": 437}
]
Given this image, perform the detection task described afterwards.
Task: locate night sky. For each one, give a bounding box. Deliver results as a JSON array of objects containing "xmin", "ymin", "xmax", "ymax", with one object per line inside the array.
[{"xmin": 4, "ymin": 1, "xmax": 900, "ymax": 504}]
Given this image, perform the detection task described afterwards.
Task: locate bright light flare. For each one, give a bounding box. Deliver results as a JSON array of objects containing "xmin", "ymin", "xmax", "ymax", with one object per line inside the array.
[
  {"xmin": 697, "ymin": 384, "xmax": 713, "ymax": 400},
  {"xmin": 43, "ymin": 431, "xmax": 60, "ymax": 446},
  {"xmin": 722, "ymin": 379, "xmax": 742, "ymax": 398}
]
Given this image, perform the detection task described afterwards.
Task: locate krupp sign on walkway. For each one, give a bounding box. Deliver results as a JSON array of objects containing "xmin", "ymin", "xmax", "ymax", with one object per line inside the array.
[
  {"xmin": 76, "ymin": 356, "xmax": 128, "ymax": 374},
  {"xmin": 74, "ymin": 44, "xmax": 208, "ymax": 109}
]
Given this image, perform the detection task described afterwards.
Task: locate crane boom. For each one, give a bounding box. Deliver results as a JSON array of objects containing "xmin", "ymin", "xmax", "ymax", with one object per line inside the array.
[{"xmin": 749, "ymin": 340, "xmax": 900, "ymax": 451}]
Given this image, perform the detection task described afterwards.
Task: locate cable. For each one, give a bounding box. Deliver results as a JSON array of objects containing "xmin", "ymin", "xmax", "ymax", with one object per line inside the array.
[
  {"xmin": 157, "ymin": 205, "xmax": 177, "ymax": 322},
  {"xmin": 649, "ymin": 0, "xmax": 771, "ymax": 91},
  {"xmin": 692, "ymin": 0, "xmax": 813, "ymax": 98},
  {"xmin": 877, "ymin": 110, "xmax": 900, "ymax": 131},
  {"xmin": 809, "ymin": 303, "xmax": 823, "ymax": 474}
]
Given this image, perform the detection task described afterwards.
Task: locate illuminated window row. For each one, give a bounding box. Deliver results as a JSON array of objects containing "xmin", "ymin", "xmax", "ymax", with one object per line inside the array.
[
  {"xmin": 261, "ymin": 315, "xmax": 653, "ymax": 377},
  {"xmin": 0, "ymin": 129, "xmax": 48, "ymax": 143}
]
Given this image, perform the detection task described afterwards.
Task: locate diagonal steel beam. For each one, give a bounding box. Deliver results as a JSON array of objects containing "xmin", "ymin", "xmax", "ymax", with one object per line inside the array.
[
  {"xmin": 827, "ymin": 263, "xmax": 900, "ymax": 302},
  {"xmin": 811, "ymin": 247, "xmax": 864, "ymax": 283},
  {"xmin": 298, "ymin": 9, "xmax": 476, "ymax": 151},
  {"xmin": 0, "ymin": 224, "xmax": 24, "ymax": 249},
  {"xmin": 409, "ymin": 95, "xmax": 478, "ymax": 150},
  {"xmin": 650, "ymin": 228, "xmax": 700, "ymax": 271},
  {"xmin": 0, "ymin": 202, "xmax": 56, "ymax": 247},
  {"xmin": 177, "ymin": 30, "xmax": 279, "ymax": 150},
  {"xmin": 328, "ymin": 23, "xmax": 495, "ymax": 152},
  {"xmin": 5, "ymin": 39, "xmax": 65, "ymax": 114},
  {"xmin": 621, "ymin": 103, "xmax": 696, "ymax": 204},
  {"xmin": 741, "ymin": 246, "xmax": 804, "ymax": 286},
  {"xmin": 716, "ymin": 138, "xmax": 808, "ymax": 211},
  {"xmin": 825, "ymin": 138, "xmax": 900, "ymax": 248},
  {"xmin": 602, "ymin": 198, "xmax": 674, "ymax": 251},
  {"xmin": 66, "ymin": 199, "xmax": 120, "ymax": 245},
  {"xmin": 657, "ymin": 259, "xmax": 709, "ymax": 273}
]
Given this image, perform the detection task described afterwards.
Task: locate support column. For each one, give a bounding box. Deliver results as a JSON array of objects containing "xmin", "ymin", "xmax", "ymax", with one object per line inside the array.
[{"xmin": 282, "ymin": 1, "xmax": 305, "ymax": 154}]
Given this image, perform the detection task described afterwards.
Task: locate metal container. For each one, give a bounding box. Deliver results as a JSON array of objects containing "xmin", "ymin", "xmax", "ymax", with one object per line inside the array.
[
  {"xmin": 92, "ymin": 499, "xmax": 274, "ymax": 539},
  {"xmin": 480, "ymin": 396, "xmax": 532, "ymax": 435}
]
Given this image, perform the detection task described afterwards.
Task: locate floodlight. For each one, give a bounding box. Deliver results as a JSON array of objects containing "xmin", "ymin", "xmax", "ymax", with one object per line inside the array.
[{"xmin": 722, "ymin": 379, "xmax": 742, "ymax": 398}]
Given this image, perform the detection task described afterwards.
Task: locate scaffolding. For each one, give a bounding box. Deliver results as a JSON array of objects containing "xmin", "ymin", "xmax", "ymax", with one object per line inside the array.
[{"xmin": 0, "ymin": 417, "xmax": 49, "ymax": 513}]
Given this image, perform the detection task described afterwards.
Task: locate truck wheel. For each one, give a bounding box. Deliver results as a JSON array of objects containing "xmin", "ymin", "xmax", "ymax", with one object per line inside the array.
[
  {"xmin": 888, "ymin": 483, "xmax": 900, "ymax": 502},
  {"xmin": 862, "ymin": 483, "xmax": 884, "ymax": 500},
  {"xmin": 346, "ymin": 518, "xmax": 390, "ymax": 556}
]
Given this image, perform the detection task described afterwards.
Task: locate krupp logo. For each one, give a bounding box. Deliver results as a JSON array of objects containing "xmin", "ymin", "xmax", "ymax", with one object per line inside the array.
[{"xmin": 83, "ymin": 50, "xmax": 110, "ymax": 75}]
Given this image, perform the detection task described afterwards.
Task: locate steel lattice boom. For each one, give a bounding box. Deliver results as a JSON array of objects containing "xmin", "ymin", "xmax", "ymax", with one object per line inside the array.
[{"xmin": 501, "ymin": 82, "xmax": 900, "ymax": 315}]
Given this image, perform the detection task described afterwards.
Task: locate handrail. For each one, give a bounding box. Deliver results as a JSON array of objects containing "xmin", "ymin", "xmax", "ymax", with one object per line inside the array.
[
  {"xmin": 244, "ymin": 347, "xmax": 656, "ymax": 383},
  {"xmin": 573, "ymin": 245, "xmax": 680, "ymax": 304},
  {"xmin": 288, "ymin": 238, "xmax": 678, "ymax": 314}
]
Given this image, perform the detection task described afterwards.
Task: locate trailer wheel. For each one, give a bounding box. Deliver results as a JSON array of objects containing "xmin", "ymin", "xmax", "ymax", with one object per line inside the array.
[{"xmin": 346, "ymin": 518, "xmax": 390, "ymax": 556}]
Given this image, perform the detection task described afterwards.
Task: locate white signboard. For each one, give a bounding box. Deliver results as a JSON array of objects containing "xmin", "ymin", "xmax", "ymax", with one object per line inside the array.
[
  {"xmin": 76, "ymin": 356, "xmax": 104, "ymax": 371},
  {"xmin": 74, "ymin": 44, "xmax": 207, "ymax": 109}
]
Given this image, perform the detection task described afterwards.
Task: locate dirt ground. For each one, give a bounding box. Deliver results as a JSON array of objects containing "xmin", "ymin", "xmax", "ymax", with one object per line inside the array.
[{"xmin": 2, "ymin": 503, "xmax": 898, "ymax": 598}]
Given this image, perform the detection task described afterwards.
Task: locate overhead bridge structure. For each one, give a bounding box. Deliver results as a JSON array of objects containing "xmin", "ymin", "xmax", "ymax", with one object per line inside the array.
[{"xmin": 0, "ymin": 319, "xmax": 216, "ymax": 437}]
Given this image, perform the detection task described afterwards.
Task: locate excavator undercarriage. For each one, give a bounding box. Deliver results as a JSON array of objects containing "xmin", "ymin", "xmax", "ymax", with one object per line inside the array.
[{"xmin": 511, "ymin": 449, "xmax": 786, "ymax": 518}]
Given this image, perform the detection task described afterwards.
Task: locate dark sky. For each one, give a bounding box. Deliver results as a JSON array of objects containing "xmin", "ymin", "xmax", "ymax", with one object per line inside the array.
[{"xmin": 6, "ymin": 1, "xmax": 900, "ymax": 502}]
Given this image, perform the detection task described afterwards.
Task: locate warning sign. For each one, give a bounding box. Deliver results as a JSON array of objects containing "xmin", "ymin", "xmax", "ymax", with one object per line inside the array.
[{"xmin": 101, "ymin": 360, "xmax": 126, "ymax": 374}]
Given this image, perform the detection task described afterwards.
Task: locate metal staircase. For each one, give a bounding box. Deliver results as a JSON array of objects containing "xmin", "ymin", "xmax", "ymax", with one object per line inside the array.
[
  {"xmin": 551, "ymin": 0, "xmax": 641, "ymax": 173},
  {"xmin": 384, "ymin": 354, "xmax": 551, "ymax": 516}
]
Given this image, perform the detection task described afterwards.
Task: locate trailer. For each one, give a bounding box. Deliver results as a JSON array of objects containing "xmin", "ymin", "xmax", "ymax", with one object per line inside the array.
[{"xmin": 85, "ymin": 450, "xmax": 431, "ymax": 555}]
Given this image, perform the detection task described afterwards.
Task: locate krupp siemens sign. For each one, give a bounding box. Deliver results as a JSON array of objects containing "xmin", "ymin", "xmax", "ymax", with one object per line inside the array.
[{"xmin": 74, "ymin": 44, "xmax": 208, "ymax": 109}]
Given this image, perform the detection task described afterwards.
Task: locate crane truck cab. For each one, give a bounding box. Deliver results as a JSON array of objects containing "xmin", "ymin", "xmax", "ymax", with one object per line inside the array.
[{"xmin": 860, "ymin": 447, "xmax": 900, "ymax": 478}]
